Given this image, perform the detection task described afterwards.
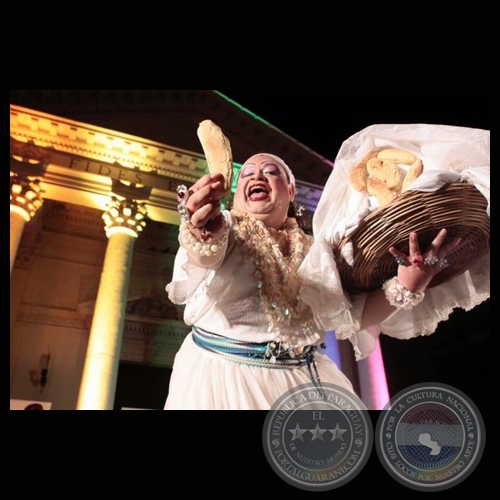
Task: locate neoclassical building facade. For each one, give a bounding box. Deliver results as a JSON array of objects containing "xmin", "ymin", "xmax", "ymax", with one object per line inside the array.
[{"xmin": 10, "ymin": 90, "xmax": 389, "ymax": 410}]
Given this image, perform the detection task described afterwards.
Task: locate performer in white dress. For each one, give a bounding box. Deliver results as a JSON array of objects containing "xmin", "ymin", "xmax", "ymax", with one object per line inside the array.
[{"xmin": 164, "ymin": 132, "xmax": 484, "ymax": 409}]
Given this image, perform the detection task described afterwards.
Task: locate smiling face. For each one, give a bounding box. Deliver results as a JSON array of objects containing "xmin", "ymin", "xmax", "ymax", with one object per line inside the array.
[{"xmin": 233, "ymin": 154, "xmax": 296, "ymax": 229}]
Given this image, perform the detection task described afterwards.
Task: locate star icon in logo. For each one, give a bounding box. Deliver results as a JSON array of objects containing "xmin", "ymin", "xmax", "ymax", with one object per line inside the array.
[
  {"xmin": 288, "ymin": 423, "xmax": 307, "ymax": 442},
  {"xmin": 309, "ymin": 423, "xmax": 328, "ymax": 441},
  {"xmin": 329, "ymin": 423, "xmax": 347, "ymax": 441}
]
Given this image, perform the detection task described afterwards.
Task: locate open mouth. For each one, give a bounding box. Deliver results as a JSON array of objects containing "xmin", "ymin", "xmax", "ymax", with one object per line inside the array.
[{"xmin": 248, "ymin": 184, "xmax": 270, "ymax": 201}]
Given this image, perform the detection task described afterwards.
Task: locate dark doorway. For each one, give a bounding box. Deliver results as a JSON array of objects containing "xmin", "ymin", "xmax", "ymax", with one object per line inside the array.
[{"xmin": 114, "ymin": 363, "xmax": 171, "ymax": 410}]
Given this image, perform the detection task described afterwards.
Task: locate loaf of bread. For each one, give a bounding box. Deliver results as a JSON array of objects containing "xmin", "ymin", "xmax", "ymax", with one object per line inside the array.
[
  {"xmin": 348, "ymin": 147, "xmax": 424, "ymax": 206},
  {"xmin": 377, "ymin": 148, "xmax": 417, "ymax": 165},
  {"xmin": 382, "ymin": 159, "xmax": 403, "ymax": 191},
  {"xmin": 197, "ymin": 120, "xmax": 234, "ymax": 198},
  {"xmin": 367, "ymin": 177, "xmax": 397, "ymax": 206},
  {"xmin": 366, "ymin": 157, "xmax": 385, "ymax": 181},
  {"xmin": 349, "ymin": 149, "xmax": 381, "ymax": 192},
  {"xmin": 401, "ymin": 159, "xmax": 424, "ymax": 191},
  {"xmin": 349, "ymin": 165, "xmax": 369, "ymax": 192}
]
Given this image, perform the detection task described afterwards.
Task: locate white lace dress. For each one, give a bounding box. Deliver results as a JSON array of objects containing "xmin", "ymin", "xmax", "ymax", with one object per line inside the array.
[{"xmin": 164, "ymin": 212, "xmax": 358, "ymax": 410}]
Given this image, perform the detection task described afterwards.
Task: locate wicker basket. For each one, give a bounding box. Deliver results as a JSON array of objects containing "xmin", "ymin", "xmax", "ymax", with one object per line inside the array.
[{"xmin": 334, "ymin": 181, "xmax": 490, "ymax": 294}]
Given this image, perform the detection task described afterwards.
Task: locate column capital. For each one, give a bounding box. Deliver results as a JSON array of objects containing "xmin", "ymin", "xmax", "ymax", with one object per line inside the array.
[
  {"xmin": 102, "ymin": 196, "xmax": 148, "ymax": 238},
  {"xmin": 10, "ymin": 172, "xmax": 44, "ymax": 222}
]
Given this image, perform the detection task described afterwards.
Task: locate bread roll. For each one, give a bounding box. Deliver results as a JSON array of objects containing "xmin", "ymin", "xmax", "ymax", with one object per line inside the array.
[
  {"xmin": 349, "ymin": 165, "xmax": 368, "ymax": 192},
  {"xmin": 366, "ymin": 157, "xmax": 385, "ymax": 181},
  {"xmin": 347, "ymin": 146, "xmax": 423, "ymax": 206},
  {"xmin": 348, "ymin": 149, "xmax": 382, "ymax": 191},
  {"xmin": 382, "ymin": 159, "xmax": 403, "ymax": 191},
  {"xmin": 367, "ymin": 177, "xmax": 396, "ymax": 206},
  {"xmin": 377, "ymin": 148, "xmax": 417, "ymax": 165},
  {"xmin": 402, "ymin": 159, "xmax": 424, "ymax": 191},
  {"xmin": 197, "ymin": 120, "xmax": 234, "ymax": 197}
]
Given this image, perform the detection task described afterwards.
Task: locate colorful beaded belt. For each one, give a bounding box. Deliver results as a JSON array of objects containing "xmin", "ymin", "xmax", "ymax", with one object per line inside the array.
[{"xmin": 192, "ymin": 326, "xmax": 315, "ymax": 367}]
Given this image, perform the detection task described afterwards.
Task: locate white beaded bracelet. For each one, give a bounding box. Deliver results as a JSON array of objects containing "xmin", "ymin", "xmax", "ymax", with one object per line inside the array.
[
  {"xmin": 180, "ymin": 221, "xmax": 228, "ymax": 257},
  {"xmin": 382, "ymin": 276, "xmax": 425, "ymax": 310}
]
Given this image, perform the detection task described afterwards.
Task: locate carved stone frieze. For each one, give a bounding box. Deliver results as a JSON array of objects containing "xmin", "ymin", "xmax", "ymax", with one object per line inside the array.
[
  {"xmin": 16, "ymin": 306, "xmax": 89, "ymax": 329},
  {"xmin": 10, "ymin": 137, "xmax": 52, "ymax": 165},
  {"xmin": 121, "ymin": 319, "xmax": 189, "ymax": 367},
  {"xmin": 41, "ymin": 200, "xmax": 107, "ymax": 240}
]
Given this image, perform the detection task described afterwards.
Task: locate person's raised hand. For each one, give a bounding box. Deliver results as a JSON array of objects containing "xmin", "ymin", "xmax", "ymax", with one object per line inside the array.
[
  {"xmin": 183, "ymin": 173, "xmax": 226, "ymax": 236},
  {"xmin": 389, "ymin": 229, "xmax": 462, "ymax": 293}
]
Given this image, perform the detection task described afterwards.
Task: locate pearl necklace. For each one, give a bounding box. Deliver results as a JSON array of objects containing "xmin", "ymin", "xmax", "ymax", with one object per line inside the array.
[{"xmin": 231, "ymin": 210, "xmax": 320, "ymax": 351}]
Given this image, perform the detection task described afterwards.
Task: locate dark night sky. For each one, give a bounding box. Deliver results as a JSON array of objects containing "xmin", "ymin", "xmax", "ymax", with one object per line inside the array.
[{"xmin": 216, "ymin": 90, "xmax": 490, "ymax": 162}]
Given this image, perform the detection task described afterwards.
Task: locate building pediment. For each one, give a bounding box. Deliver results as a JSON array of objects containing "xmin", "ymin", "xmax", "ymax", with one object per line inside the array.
[
  {"xmin": 10, "ymin": 98, "xmax": 326, "ymax": 220},
  {"xmin": 10, "ymin": 90, "xmax": 334, "ymax": 187}
]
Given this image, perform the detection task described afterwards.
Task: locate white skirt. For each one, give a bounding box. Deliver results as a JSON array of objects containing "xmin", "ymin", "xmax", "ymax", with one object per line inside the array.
[{"xmin": 164, "ymin": 332, "xmax": 356, "ymax": 410}]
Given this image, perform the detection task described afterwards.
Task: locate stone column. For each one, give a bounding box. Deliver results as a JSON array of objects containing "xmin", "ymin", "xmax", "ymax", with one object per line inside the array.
[
  {"xmin": 10, "ymin": 174, "xmax": 44, "ymax": 392},
  {"xmin": 10, "ymin": 173, "xmax": 43, "ymax": 276},
  {"xmin": 76, "ymin": 197, "xmax": 147, "ymax": 410}
]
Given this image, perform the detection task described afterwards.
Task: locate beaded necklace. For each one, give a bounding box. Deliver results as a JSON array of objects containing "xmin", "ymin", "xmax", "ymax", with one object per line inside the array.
[{"xmin": 231, "ymin": 210, "xmax": 320, "ymax": 350}]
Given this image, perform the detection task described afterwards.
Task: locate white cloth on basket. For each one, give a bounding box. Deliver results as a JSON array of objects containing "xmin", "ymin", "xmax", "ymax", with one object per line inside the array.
[{"xmin": 298, "ymin": 123, "xmax": 490, "ymax": 360}]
